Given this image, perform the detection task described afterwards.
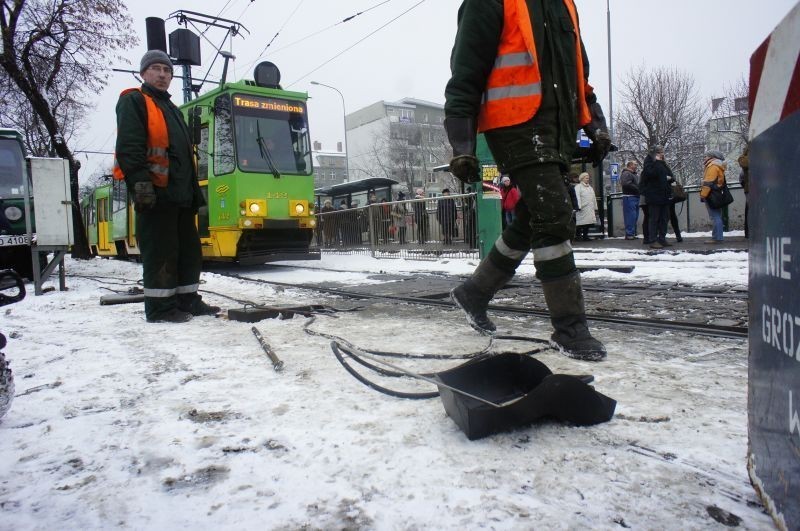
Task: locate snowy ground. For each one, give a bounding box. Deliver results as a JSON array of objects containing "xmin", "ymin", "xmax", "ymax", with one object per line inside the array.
[{"xmin": 0, "ymin": 241, "xmax": 770, "ymax": 530}]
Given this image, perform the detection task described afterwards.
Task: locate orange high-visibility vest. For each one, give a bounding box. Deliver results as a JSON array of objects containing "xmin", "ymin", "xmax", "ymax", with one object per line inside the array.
[
  {"xmin": 477, "ymin": 0, "xmax": 593, "ymax": 133},
  {"xmin": 112, "ymin": 88, "xmax": 170, "ymax": 187}
]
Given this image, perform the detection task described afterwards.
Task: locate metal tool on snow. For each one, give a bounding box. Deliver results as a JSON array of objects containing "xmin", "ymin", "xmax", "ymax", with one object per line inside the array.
[{"xmin": 251, "ymin": 326, "xmax": 284, "ymax": 372}]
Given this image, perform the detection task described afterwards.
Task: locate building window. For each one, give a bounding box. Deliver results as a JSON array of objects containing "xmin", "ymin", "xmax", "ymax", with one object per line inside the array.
[
  {"xmin": 429, "ymin": 152, "xmax": 436, "ymax": 163},
  {"xmin": 427, "ymin": 171, "xmax": 435, "ymax": 184},
  {"xmin": 423, "ymin": 113, "xmax": 429, "ymax": 123}
]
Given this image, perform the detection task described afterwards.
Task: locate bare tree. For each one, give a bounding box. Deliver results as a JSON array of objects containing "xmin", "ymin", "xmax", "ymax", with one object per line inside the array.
[
  {"xmin": 352, "ymin": 120, "xmax": 452, "ymax": 194},
  {"xmin": 1, "ymin": 0, "xmax": 138, "ymax": 257},
  {"xmin": 615, "ymin": 65, "xmax": 707, "ymax": 184},
  {"xmin": 707, "ymin": 76, "xmax": 750, "ymax": 175}
]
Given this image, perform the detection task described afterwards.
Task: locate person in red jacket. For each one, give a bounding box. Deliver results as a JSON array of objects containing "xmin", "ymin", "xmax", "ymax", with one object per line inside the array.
[{"xmin": 499, "ymin": 175, "xmax": 520, "ymax": 229}]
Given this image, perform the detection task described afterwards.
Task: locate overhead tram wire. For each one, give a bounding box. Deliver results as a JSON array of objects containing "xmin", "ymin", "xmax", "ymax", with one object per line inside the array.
[
  {"xmin": 266, "ymin": 0, "xmax": 395, "ymax": 56},
  {"xmin": 245, "ymin": 0, "xmax": 306, "ymax": 72},
  {"xmin": 286, "ymin": 0, "xmax": 427, "ymax": 87}
]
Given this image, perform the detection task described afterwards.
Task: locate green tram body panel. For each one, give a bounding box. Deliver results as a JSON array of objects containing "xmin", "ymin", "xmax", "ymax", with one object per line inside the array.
[{"xmin": 85, "ymin": 80, "xmax": 319, "ymax": 263}]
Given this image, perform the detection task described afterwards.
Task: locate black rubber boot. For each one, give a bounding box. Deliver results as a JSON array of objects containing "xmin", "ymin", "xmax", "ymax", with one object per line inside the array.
[
  {"xmin": 178, "ymin": 294, "xmax": 221, "ymax": 316},
  {"xmin": 451, "ymin": 259, "xmax": 514, "ymax": 335},
  {"xmin": 541, "ymin": 271, "xmax": 607, "ymax": 361},
  {"xmin": 146, "ymin": 308, "xmax": 193, "ymax": 323}
]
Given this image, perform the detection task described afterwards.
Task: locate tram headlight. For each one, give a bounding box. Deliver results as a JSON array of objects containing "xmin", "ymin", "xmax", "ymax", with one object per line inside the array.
[
  {"xmin": 4, "ymin": 206, "xmax": 22, "ymax": 222},
  {"xmin": 289, "ymin": 200, "xmax": 308, "ymax": 217},
  {"xmin": 244, "ymin": 199, "xmax": 267, "ymax": 217}
]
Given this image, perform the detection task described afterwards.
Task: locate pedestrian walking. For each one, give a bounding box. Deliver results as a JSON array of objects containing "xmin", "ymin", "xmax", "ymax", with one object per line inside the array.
[
  {"xmin": 620, "ymin": 161, "xmax": 640, "ymax": 239},
  {"xmin": 700, "ymin": 150, "xmax": 728, "ymax": 243},
  {"xmin": 113, "ymin": 50, "xmax": 219, "ymax": 323},
  {"xmin": 574, "ymin": 172, "xmax": 598, "ymax": 241},
  {"xmin": 444, "ymin": 0, "xmax": 611, "ymax": 361}
]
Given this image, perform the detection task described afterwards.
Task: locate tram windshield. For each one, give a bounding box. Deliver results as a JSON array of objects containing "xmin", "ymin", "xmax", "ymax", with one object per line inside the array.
[
  {"xmin": 0, "ymin": 138, "xmax": 25, "ymax": 198},
  {"xmin": 231, "ymin": 94, "xmax": 312, "ymax": 175}
]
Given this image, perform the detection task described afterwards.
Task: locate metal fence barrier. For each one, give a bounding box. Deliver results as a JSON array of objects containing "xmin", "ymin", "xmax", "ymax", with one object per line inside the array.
[{"xmin": 313, "ymin": 193, "xmax": 480, "ymax": 260}]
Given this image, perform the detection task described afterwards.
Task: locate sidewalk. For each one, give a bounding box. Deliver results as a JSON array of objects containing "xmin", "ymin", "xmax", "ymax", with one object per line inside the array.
[{"xmin": 573, "ymin": 234, "xmax": 749, "ymax": 252}]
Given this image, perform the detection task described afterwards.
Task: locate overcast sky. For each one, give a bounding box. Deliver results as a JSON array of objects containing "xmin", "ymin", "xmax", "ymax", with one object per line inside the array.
[{"xmin": 76, "ymin": 0, "xmax": 797, "ymax": 179}]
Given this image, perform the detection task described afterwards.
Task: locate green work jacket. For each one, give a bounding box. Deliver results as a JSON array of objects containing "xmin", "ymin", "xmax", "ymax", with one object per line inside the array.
[{"xmin": 115, "ymin": 83, "xmax": 203, "ymax": 209}]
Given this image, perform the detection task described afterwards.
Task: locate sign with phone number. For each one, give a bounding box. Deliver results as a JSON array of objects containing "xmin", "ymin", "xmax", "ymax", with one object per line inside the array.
[{"xmin": 0, "ymin": 234, "xmax": 29, "ymax": 247}]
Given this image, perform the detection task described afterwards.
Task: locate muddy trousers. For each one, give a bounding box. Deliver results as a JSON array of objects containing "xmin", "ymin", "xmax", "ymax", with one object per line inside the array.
[
  {"xmin": 480, "ymin": 163, "xmax": 578, "ymax": 285},
  {"xmin": 136, "ymin": 206, "xmax": 203, "ymax": 320}
]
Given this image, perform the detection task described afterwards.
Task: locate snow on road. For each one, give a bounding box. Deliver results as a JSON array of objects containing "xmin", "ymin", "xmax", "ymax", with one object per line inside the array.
[{"xmin": 0, "ymin": 250, "xmax": 767, "ymax": 529}]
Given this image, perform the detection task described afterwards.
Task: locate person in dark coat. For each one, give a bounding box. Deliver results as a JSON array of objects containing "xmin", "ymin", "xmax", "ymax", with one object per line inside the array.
[
  {"xmin": 437, "ymin": 188, "xmax": 458, "ymax": 244},
  {"xmin": 738, "ymin": 147, "xmax": 749, "ymax": 238},
  {"xmin": 619, "ymin": 161, "xmax": 640, "ymax": 239},
  {"xmin": 667, "ymin": 188, "xmax": 683, "ymax": 242},
  {"xmin": 639, "ymin": 145, "xmax": 675, "ymax": 249},
  {"xmin": 320, "ymin": 199, "xmax": 336, "ymax": 246},
  {"xmin": 413, "ymin": 189, "xmax": 429, "ymax": 244},
  {"xmin": 114, "ymin": 50, "xmax": 219, "ymax": 323},
  {"xmin": 462, "ymin": 186, "xmax": 477, "ymax": 248},
  {"xmin": 443, "ymin": 0, "xmax": 611, "ymax": 361}
]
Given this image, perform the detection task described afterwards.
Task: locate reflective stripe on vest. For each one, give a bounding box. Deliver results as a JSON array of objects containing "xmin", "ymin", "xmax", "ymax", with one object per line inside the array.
[
  {"xmin": 477, "ymin": 0, "xmax": 592, "ymax": 132},
  {"xmin": 112, "ymin": 88, "xmax": 170, "ymax": 188}
]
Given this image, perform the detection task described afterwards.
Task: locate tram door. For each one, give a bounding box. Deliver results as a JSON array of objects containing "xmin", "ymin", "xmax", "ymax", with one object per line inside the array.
[{"xmin": 96, "ymin": 197, "xmax": 111, "ymax": 252}]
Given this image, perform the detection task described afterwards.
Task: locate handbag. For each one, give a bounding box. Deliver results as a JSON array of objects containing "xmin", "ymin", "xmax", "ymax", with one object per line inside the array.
[
  {"xmin": 671, "ymin": 182, "xmax": 687, "ymax": 203},
  {"xmin": 707, "ymin": 184, "xmax": 734, "ymax": 209}
]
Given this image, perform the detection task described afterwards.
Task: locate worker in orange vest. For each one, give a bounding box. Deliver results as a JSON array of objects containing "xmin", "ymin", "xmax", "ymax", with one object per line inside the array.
[
  {"xmin": 445, "ymin": 0, "xmax": 611, "ymax": 361},
  {"xmin": 114, "ymin": 50, "xmax": 219, "ymax": 323}
]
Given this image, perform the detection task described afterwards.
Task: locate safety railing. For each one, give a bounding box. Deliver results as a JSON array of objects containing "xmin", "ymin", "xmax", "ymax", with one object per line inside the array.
[{"xmin": 313, "ymin": 193, "xmax": 479, "ymax": 260}]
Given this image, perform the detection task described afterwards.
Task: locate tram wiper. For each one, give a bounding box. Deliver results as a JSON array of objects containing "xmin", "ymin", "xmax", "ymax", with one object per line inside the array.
[{"xmin": 255, "ymin": 121, "xmax": 281, "ymax": 179}]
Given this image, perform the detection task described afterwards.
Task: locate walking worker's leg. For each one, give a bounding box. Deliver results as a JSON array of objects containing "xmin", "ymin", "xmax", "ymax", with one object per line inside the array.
[
  {"xmin": 450, "ymin": 200, "xmax": 530, "ymax": 334},
  {"xmin": 515, "ymin": 163, "xmax": 606, "ymax": 361},
  {"xmin": 175, "ymin": 207, "xmax": 220, "ymax": 316},
  {"xmin": 137, "ymin": 207, "xmax": 190, "ymax": 323},
  {"xmin": 450, "ymin": 169, "xmax": 540, "ymax": 335}
]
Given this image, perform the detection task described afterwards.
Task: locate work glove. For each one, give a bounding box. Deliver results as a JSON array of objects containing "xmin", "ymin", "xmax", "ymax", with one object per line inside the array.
[
  {"xmin": 444, "ymin": 116, "xmax": 481, "ymax": 184},
  {"xmin": 133, "ymin": 181, "xmax": 157, "ymax": 212},
  {"xmin": 583, "ymin": 93, "xmax": 611, "ymax": 167}
]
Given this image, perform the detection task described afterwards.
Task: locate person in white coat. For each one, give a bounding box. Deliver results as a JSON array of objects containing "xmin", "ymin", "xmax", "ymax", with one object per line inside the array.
[{"xmin": 574, "ymin": 172, "xmax": 598, "ymax": 241}]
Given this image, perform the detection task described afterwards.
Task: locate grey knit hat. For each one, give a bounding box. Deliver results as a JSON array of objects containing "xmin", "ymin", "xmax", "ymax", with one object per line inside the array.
[
  {"xmin": 650, "ymin": 145, "xmax": 665, "ymax": 155},
  {"xmin": 140, "ymin": 50, "xmax": 173, "ymax": 74},
  {"xmin": 704, "ymin": 150, "xmax": 725, "ymax": 160}
]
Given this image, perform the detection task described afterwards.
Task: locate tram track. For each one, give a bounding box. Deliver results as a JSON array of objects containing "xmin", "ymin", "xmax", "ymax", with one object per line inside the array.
[{"xmin": 215, "ymin": 272, "xmax": 749, "ymax": 340}]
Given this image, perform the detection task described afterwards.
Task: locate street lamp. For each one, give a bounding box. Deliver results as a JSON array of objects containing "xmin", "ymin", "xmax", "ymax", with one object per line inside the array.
[{"xmin": 310, "ymin": 81, "xmax": 349, "ymax": 182}]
